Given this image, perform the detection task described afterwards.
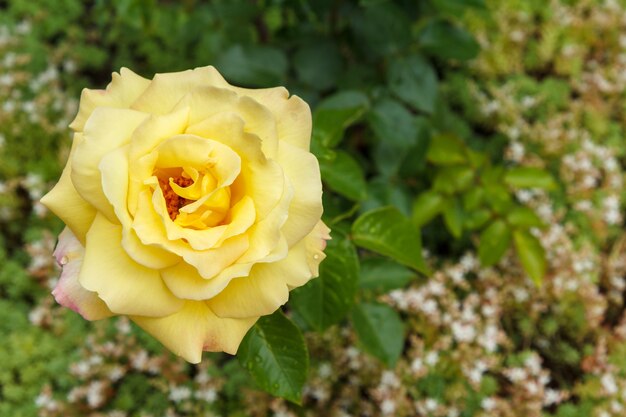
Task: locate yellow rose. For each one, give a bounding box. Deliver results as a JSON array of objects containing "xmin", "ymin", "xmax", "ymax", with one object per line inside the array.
[{"xmin": 42, "ymin": 66, "xmax": 330, "ymax": 363}]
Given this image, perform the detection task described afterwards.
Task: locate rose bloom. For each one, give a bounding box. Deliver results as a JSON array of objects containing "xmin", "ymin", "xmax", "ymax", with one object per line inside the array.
[{"xmin": 41, "ymin": 66, "xmax": 330, "ymax": 363}]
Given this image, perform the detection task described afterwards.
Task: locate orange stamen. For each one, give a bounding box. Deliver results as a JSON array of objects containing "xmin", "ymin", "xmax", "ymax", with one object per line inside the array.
[{"xmin": 158, "ymin": 176, "xmax": 194, "ymax": 220}]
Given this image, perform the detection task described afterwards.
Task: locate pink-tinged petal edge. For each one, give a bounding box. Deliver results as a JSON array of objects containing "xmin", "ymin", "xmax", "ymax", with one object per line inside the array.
[{"xmin": 51, "ymin": 227, "xmax": 113, "ymax": 320}]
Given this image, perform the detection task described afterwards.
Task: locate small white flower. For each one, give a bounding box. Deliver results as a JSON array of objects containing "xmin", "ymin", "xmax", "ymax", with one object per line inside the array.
[
  {"xmin": 452, "ymin": 322, "xmax": 476, "ymax": 343},
  {"xmin": 86, "ymin": 380, "xmax": 106, "ymax": 408},
  {"xmin": 601, "ymin": 374, "xmax": 618, "ymax": 395},
  {"xmin": 507, "ymin": 367, "xmax": 527, "ymax": 382},
  {"xmin": 381, "ymin": 370, "xmax": 399, "ymax": 388},
  {"xmin": 460, "ymin": 253, "xmax": 477, "ymax": 271},
  {"xmin": 169, "ymin": 385, "xmax": 192, "ymax": 402},
  {"xmin": 425, "ymin": 351, "xmax": 439, "ymax": 366},
  {"xmin": 381, "ymin": 399, "xmax": 396, "ymax": 415},
  {"xmin": 521, "ymin": 96, "xmax": 536, "ymax": 108},
  {"xmin": 575, "ymin": 200, "xmax": 593, "ymax": 211},
  {"xmin": 411, "ymin": 358, "xmax": 424, "ymax": 373},
  {"xmin": 481, "ymin": 397, "xmax": 496, "ymax": 411},
  {"xmin": 516, "ymin": 190, "xmax": 532, "ymax": 203},
  {"xmin": 581, "ymin": 175, "xmax": 596, "ymax": 189},
  {"xmin": 544, "ymin": 389, "xmax": 561, "ymax": 405},
  {"xmin": 195, "ymin": 387, "xmax": 217, "ymax": 403},
  {"xmin": 318, "ymin": 363, "xmax": 333, "ymax": 378},
  {"xmin": 428, "ymin": 281, "xmax": 445, "ymax": 296},
  {"xmin": 447, "ymin": 407, "xmax": 460, "ymax": 417},
  {"xmin": 605, "ymin": 158, "xmax": 619, "ymax": 172},
  {"xmin": 421, "ymin": 299, "xmax": 438, "ymax": 315},
  {"xmin": 525, "ymin": 355, "xmax": 541, "ymax": 374},
  {"xmin": 424, "ymin": 398, "xmax": 438, "ymax": 412},
  {"xmin": 605, "ymin": 209, "xmax": 621, "ymax": 225}
]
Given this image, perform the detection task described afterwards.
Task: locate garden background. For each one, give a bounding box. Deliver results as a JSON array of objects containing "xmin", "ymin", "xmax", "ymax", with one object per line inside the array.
[{"xmin": 2, "ymin": 0, "xmax": 626, "ymax": 416}]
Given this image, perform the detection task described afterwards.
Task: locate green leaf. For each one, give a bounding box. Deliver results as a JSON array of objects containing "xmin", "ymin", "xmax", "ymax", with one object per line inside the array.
[
  {"xmin": 290, "ymin": 236, "xmax": 359, "ymax": 331},
  {"xmin": 319, "ymin": 150, "xmax": 367, "ymax": 201},
  {"xmin": 484, "ymin": 184, "xmax": 513, "ymax": 213},
  {"xmin": 418, "ymin": 19, "xmax": 480, "ymax": 61},
  {"xmin": 313, "ymin": 91, "xmax": 369, "ymax": 147},
  {"xmin": 412, "ymin": 190, "xmax": 445, "ymax": 227},
  {"xmin": 352, "ymin": 206, "xmax": 428, "ymax": 273},
  {"xmin": 463, "ymin": 187, "xmax": 484, "ymax": 210},
  {"xmin": 293, "ymin": 40, "xmax": 342, "ymax": 91},
  {"xmin": 362, "ymin": 178, "xmax": 413, "ymax": 215},
  {"xmin": 443, "ymin": 198, "xmax": 463, "ymax": 238},
  {"xmin": 513, "ymin": 230, "xmax": 546, "ymax": 285},
  {"xmin": 431, "ymin": 0, "xmax": 487, "ymax": 15},
  {"xmin": 237, "ymin": 311, "xmax": 308, "ymax": 404},
  {"xmin": 432, "ymin": 166, "xmax": 475, "ymax": 194},
  {"xmin": 351, "ymin": 302, "xmax": 405, "ymax": 367},
  {"xmin": 217, "ymin": 45, "xmax": 287, "ymax": 87},
  {"xmin": 464, "ymin": 209, "xmax": 492, "ymax": 230},
  {"xmin": 398, "ymin": 116, "xmax": 433, "ymax": 177},
  {"xmin": 478, "ymin": 219, "xmax": 512, "ymax": 267},
  {"xmin": 427, "ymin": 134, "xmax": 467, "ymax": 165},
  {"xmin": 359, "ymin": 258, "xmax": 416, "ymax": 293},
  {"xmin": 387, "ymin": 54, "xmax": 438, "ymax": 114},
  {"xmin": 504, "ymin": 167, "xmax": 557, "ymax": 190},
  {"xmin": 506, "ymin": 206, "xmax": 543, "ymax": 228},
  {"xmin": 350, "ymin": 3, "xmax": 411, "ymax": 58},
  {"xmin": 368, "ymin": 98, "xmax": 418, "ymax": 149}
]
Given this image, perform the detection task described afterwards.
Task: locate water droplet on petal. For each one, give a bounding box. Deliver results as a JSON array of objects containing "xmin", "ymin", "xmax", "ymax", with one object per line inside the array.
[
  {"xmin": 313, "ymin": 254, "xmax": 320, "ymax": 260},
  {"xmin": 60, "ymin": 256, "xmax": 69, "ymax": 265}
]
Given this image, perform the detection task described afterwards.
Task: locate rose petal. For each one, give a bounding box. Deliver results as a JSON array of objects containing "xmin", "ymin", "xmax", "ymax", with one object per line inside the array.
[
  {"xmin": 207, "ymin": 220, "xmax": 331, "ymax": 319},
  {"xmin": 100, "ymin": 146, "xmax": 180, "ymax": 269},
  {"xmin": 173, "ymin": 86, "xmax": 279, "ymax": 158},
  {"xmin": 71, "ymin": 107, "xmax": 149, "ymax": 222},
  {"xmin": 186, "ymin": 112, "xmax": 285, "ymax": 219},
  {"xmin": 51, "ymin": 227, "xmax": 113, "ymax": 320},
  {"xmin": 130, "ymin": 66, "xmax": 225, "ymax": 115},
  {"xmin": 160, "ymin": 260, "xmax": 250, "ymax": 300},
  {"xmin": 40, "ymin": 134, "xmax": 96, "ymax": 245},
  {"xmin": 131, "ymin": 301, "xmax": 257, "ymax": 363},
  {"xmin": 70, "ymin": 67, "xmax": 151, "ymax": 132},
  {"xmin": 200, "ymin": 67, "xmax": 312, "ymax": 151},
  {"xmin": 277, "ymin": 141, "xmax": 324, "ymax": 246},
  {"xmin": 79, "ymin": 213, "xmax": 184, "ymax": 317},
  {"xmin": 154, "ymin": 134, "xmax": 241, "ymax": 188}
]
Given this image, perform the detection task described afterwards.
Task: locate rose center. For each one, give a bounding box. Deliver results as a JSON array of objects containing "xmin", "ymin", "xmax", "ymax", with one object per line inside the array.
[{"xmin": 158, "ymin": 175, "xmax": 194, "ymax": 221}]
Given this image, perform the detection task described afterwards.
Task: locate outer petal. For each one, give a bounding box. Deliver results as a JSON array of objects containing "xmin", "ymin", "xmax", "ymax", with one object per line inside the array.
[
  {"xmin": 51, "ymin": 227, "xmax": 113, "ymax": 320},
  {"xmin": 40, "ymin": 134, "xmax": 96, "ymax": 245},
  {"xmin": 207, "ymin": 221, "xmax": 331, "ymax": 319},
  {"xmin": 180, "ymin": 234, "xmax": 250, "ymax": 279},
  {"xmin": 70, "ymin": 67, "xmax": 151, "ymax": 132},
  {"xmin": 160, "ymin": 260, "xmax": 254, "ymax": 301},
  {"xmin": 173, "ymin": 86, "xmax": 279, "ymax": 158},
  {"xmin": 79, "ymin": 213, "xmax": 184, "ymax": 317},
  {"xmin": 131, "ymin": 301, "xmax": 257, "ymax": 363},
  {"xmin": 199, "ymin": 66, "xmax": 312, "ymax": 150},
  {"xmin": 260, "ymin": 92, "xmax": 312, "ymax": 151},
  {"xmin": 277, "ymin": 141, "xmax": 324, "ymax": 245},
  {"xmin": 235, "ymin": 172, "xmax": 293, "ymax": 264},
  {"xmin": 130, "ymin": 67, "xmax": 225, "ymax": 114},
  {"xmin": 71, "ymin": 107, "xmax": 149, "ymax": 222}
]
